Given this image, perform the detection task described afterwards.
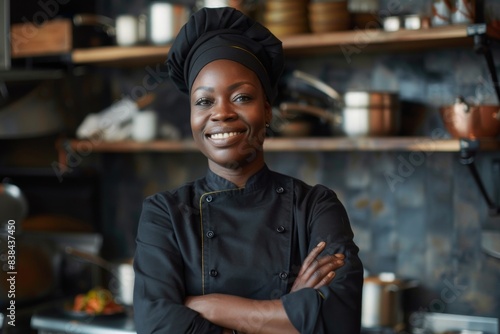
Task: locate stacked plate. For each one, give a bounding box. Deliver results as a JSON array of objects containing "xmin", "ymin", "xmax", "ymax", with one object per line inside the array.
[
  {"xmin": 308, "ymin": 0, "xmax": 351, "ymax": 33},
  {"xmin": 262, "ymin": 0, "xmax": 309, "ymax": 37}
]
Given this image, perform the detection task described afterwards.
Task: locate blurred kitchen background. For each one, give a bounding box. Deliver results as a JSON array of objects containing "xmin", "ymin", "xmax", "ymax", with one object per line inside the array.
[{"xmin": 0, "ymin": 0, "xmax": 499, "ymax": 333}]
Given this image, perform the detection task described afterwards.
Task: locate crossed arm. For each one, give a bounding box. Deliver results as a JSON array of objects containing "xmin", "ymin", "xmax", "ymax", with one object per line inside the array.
[{"xmin": 184, "ymin": 241, "xmax": 345, "ymax": 334}]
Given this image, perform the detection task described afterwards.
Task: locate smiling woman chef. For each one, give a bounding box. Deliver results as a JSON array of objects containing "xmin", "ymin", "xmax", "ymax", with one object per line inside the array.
[{"xmin": 133, "ymin": 7, "xmax": 363, "ymax": 334}]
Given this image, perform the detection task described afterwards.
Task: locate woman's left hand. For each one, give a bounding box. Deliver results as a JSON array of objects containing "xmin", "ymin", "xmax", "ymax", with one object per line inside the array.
[{"xmin": 291, "ymin": 241, "xmax": 345, "ymax": 292}]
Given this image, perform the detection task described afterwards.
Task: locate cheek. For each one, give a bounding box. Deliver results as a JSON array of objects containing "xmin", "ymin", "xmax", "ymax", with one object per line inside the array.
[{"xmin": 190, "ymin": 112, "xmax": 201, "ymax": 131}]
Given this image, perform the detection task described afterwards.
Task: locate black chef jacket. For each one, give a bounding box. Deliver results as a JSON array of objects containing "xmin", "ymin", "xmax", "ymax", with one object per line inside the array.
[{"xmin": 133, "ymin": 165, "xmax": 363, "ymax": 334}]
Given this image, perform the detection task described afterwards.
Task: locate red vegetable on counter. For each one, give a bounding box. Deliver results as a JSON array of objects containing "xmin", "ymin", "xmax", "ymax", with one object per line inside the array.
[{"xmin": 72, "ymin": 287, "xmax": 124, "ymax": 315}]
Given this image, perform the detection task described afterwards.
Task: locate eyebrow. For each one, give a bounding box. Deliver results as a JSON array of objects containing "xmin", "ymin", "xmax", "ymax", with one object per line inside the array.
[
  {"xmin": 193, "ymin": 86, "xmax": 214, "ymax": 94},
  {"xmin": 228, "ymin": 81, "xmax": 255, "ymax": 91},
  {"xmin": 192, "ymin": 81, "xmax": 256, "ymax": 94}
]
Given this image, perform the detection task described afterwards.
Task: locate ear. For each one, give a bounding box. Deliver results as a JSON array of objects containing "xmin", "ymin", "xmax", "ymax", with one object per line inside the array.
[{"xmin": 264, "ymin": 101, "xmax": 272, "ymax": 125}]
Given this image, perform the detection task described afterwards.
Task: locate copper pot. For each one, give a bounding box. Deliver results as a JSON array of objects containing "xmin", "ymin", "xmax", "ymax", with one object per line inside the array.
[
  {"xmin": 289, "ymin": 71, "xmax": 400, "ymax": 137},
  {"xmin": 279, "ymin": 100, "xmax": 400, "ymax": 137},
  {"xmin": 440, "ymin": 98, "xmax": 500, "ymax": 139}
]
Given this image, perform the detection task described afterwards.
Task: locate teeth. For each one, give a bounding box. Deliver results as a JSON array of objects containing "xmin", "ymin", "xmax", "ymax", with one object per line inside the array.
[{"xmin": 210, "ymin": 132, "xmax": 241, "ymax": 139}]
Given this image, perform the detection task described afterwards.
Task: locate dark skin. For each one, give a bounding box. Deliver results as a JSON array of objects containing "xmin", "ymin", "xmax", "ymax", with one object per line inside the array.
[{"xmin": 185, "ymin": 59, "xmax": 345, "ymax": 333}]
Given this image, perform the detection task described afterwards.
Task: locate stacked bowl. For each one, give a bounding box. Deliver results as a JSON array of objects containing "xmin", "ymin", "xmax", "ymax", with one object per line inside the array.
[
  {"xmin": 308, "ymin": 0, "xmax": 351, "ymax": 33},
  {"xmin": 262, "ymin": 0, "xmax": 309, "ymax": 37}
]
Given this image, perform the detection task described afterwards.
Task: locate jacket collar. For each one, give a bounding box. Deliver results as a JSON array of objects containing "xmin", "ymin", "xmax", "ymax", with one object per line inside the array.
[{"xmin": 205, "ymin": 165, "xmax": 271, "ymax": 192}]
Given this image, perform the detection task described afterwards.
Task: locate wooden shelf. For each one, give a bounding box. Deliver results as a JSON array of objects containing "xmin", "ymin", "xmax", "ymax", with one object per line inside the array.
[
  {"xmin": 70, "ymin": 25, "xmax": 473, "ymax": 65},
  {"xmin": 55, "ymin": 137, "xmax": 500, "ymax": 171},
  {"xmin": 282, "ymin": 24, "xmax": 472, "ymax": 56},
  {"xmin": 71, "ymin": 45, "xmax": 170, "ymax": 66},
  {"xmin": 58, "ymin": 137, "xmax": 500, "ymax": 154}
]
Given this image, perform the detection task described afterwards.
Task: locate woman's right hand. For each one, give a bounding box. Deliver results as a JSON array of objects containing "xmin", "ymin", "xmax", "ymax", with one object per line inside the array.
[{"xmin": 290, "ymin": 241, "xmax": 345, "ymax": 292}]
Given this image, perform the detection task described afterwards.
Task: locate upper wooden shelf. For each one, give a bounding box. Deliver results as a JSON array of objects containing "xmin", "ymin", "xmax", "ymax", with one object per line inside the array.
[
  {"xmin": 57, "ymin": 137, "xmax": 500, "ymax": 154},
  {"xmin": 72, "ymin": 45, "xmax": 170, "ymax": 66},
  {"xmin": 70, "ymin": 24, "xmax": 473, "ymax": 65}
]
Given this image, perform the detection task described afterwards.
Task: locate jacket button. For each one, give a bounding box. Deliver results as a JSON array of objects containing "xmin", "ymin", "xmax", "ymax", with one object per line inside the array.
[
  {"xmin": 206, "ymin": 230, "xmax": 215, "ymax": 238},
  {"xmin": 205, "ymin": 195, "xmax": 213, "ymax": 202},
  {"xmin": 209, "ymin": 269, "xmax": 218, "ymax": 277},
  {"xmin": 279, "ymin": 271, "xmax": 288, "ymax": 280},
  {"xmin": 276, "ymin": 187, "xmax": 284, "ymax": 194},
  {"xmin": 276, "ymin": 226, "xmax": 285, "ymax": 233}
]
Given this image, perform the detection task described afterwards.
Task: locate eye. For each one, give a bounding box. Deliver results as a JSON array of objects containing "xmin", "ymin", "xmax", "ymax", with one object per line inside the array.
[
  {"xmin": 234, "ymin": 94, "xmax": 252, "ymax": 103},
  {"xmin": 194, "ymin": 97, "xmax": 213, "ymax": 107}
]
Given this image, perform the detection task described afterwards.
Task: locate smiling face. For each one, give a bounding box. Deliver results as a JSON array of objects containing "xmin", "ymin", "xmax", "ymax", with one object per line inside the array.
[{"xmin": 190, "ymin": 59, "xmax": 272, "ymax": 179}]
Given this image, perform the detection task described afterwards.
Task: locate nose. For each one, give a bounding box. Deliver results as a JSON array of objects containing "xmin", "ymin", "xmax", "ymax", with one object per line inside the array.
[{"xmin": 210, "ymin": 101, "xmax": 238, "ymax": 122}]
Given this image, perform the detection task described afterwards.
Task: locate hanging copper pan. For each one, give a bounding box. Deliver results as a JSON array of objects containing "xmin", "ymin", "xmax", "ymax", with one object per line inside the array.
[{"xmin": 440, "ymin": 97, "xmax": 500, "ymax": 139}]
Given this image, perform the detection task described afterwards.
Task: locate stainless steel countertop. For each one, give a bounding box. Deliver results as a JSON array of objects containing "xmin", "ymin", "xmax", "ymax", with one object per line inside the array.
[{"xmin": 31, "ymin": 306, "xmax": 135, "ymax": 334}]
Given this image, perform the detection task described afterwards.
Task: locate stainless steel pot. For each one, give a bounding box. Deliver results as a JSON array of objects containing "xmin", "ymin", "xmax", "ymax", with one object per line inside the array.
[{"xmin": 362, "ymin": 272, "xmax": 418, "ymax": 328}]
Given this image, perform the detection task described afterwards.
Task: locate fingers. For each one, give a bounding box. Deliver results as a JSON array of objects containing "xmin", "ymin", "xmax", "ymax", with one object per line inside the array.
[
  {"xmin": 291, "ymin": 242, "xmax": 346, "ymax": 292},
  {"xmin": 297, "ymin": 241, "xmax": 326, "ymax": 276},
  {"xmin": 334, "ymin": 253, "xmax": 345, "ymax": 260},
  {"xmin": 301, "ymin": 254, "xmax": 344, "ymax": 284},
  {"xmin": 314, "ymin": 270, "xmax": 335, "ymax": 289}
]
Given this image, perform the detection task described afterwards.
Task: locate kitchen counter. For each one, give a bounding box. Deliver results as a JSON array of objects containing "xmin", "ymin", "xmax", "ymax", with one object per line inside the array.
[{"xmin": 31, "ymin": 306, "xmax": 135, "ymax": 334}]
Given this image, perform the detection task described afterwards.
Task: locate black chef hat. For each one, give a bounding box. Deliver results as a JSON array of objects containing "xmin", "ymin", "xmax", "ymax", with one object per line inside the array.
[{"xmin": 167, "ymin": 7, "xmax": 284, "ymax": 102}]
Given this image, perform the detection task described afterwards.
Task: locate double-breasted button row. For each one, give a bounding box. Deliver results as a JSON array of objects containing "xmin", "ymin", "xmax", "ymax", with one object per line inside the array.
[{"xmin": 209, "ymin": 270, "xmax": 288, "ymax": 280}]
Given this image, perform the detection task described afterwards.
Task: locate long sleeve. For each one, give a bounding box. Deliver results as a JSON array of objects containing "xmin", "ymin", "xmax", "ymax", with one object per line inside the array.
[
  {"xmin": 281, "ymin": 185, "xmax": 364, "ymax": 334},
  {"xmin": 133, "ymin": 194, "xmax": 222, "ymax": 334}
]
